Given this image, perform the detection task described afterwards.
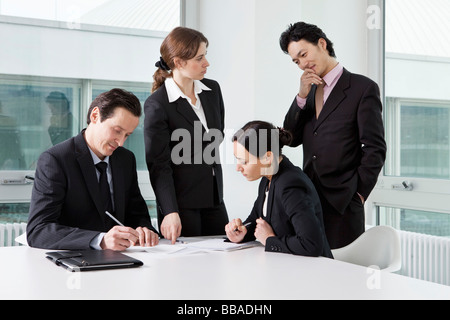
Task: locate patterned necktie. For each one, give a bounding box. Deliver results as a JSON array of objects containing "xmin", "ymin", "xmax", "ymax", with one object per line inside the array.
[
  {"xmin": 95, "ymin": 161, "xmax": 113, "ymax": 214},
  {"xmin": 315, "ymin": 82, "xmax": 325, "ymax": 119}
]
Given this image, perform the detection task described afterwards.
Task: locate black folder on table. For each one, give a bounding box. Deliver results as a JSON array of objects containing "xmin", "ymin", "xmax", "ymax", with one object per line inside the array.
[{"xmin": 46, "ymin": 249, "xmax": 143, "ymax": 272}]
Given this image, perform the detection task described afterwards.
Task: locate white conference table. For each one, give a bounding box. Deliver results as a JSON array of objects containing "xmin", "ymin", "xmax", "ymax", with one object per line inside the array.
[{"xmin": 0, "ymin": 240, "xmax": 449, "ymax": 300}]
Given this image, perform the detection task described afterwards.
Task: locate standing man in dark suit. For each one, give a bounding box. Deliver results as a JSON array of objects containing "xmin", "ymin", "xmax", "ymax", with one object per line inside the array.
[
  {"xmin": 27, "ymin": 88, "xmax": 159, "ymax": 250},
  {"xmin": 280, "ymin": 22, "xmax": 386, "ymax": 249}
]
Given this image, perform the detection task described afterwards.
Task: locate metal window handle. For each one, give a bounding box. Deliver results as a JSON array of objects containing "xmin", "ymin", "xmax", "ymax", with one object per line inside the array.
[
  {"xmin": 0, "ymin": 176, "xmax": 34, "ymax": 185},
  {"xmin": 392, "ymin": 180, "xmax": 413, "ymax": 191}
]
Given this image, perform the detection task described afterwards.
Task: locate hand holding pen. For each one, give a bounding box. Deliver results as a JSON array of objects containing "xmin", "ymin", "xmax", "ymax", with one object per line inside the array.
[
  {"xmin": 224, "ymin": 218, "xmax": 254, "ymax": 243},
  {"xmin": 102, "ymin": 211, "xmax": 159, "ymax": 250}
]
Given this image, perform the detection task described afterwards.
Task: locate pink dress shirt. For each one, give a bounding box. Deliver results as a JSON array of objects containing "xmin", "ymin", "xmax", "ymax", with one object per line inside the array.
[{"xmin": 296, "ymin": 63, "xmax": 344, "ymax": 109}]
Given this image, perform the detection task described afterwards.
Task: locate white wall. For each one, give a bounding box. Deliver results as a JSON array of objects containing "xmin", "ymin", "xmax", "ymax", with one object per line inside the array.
[
  {"xmin": 197, "ymin": 0, "xmax": 371, "ymax": 220},
  {"xmin": 197, "ymin": 0, "xmax": 257, "ymax": 219},
  {"xmin": 386, "ymin": 54, "xmax": 450, "ymax": 100},
  {"xmin": 301, "ymin": 0, "xmax": 369, "ymax": 75},
  {"xmin": 0, "ymin": 19, "xmax": 161, "ymax": 82}
]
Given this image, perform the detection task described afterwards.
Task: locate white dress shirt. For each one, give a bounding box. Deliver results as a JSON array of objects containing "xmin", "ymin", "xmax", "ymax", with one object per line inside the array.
[
  {"xmin": 165, "ymin": 77, "xmax": 211, "ymax": 132},
  {"xmin": 262, "ymin": 187, "xmax": 269, "ymax": 217}
]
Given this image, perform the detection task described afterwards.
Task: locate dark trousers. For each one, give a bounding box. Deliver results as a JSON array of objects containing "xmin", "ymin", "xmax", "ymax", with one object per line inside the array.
[
  {"xmin": 178, "ymin": 202, "xmax": 229, "ymax": 236},
  {"xmin": 157, "ymin": 175, "xmax": 229, "ymax": 237},
  {"xmin": 317, "ymin": 189, "xmax": 365, "ymax": 249},
  {"xmin": 157, "ymin": 201, "xmax": 228, "ymax": 237}
]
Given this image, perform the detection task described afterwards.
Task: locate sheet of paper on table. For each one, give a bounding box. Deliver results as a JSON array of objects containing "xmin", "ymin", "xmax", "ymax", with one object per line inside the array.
[
  {"xmin": 126, "ymin": 238, "xmax": 261, "ymax": 258},
  {"xmin": 184, "ymin": 238, "xmax": 261, "ymax": 251}
]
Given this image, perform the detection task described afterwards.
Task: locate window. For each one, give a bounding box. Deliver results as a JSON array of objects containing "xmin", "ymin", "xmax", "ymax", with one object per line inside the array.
[
  {"xmin": 384, "ymin": 98, "xmax": 450, "ymax": 179},
  {"xmin": 0, "ymin": 75, "xmax": 155, "ymax": 223},
  {"xmin": 0, "ymin": 76, "xmax": 81, "ymax": 171},
  {"xmin": 0, "ymin": 0, "xmax": 180, "ymax": 34},
  {"xmin": 0, "ymin": 76, "xmax": 152, "ymax": 172},
  {"xmin": 377, "ymin": 206, "xmax": 450, "ymax": 237},
  {"xmin": 367, "ymin": 0, "xmax": 450, "ymax": 236},
  {"xmin": 0, "ymin": 203, "xmax": 30, "ymax": 224}
]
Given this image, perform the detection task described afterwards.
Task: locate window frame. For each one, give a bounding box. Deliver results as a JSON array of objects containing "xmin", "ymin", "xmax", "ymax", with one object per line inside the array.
[{"xmin": 366, "ymin": 0, "xmax": 450, "ymax": 228}]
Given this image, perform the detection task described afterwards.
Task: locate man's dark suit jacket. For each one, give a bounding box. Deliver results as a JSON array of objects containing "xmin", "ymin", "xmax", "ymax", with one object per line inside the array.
[
  {"xmin": 242, "ymin": 157, "xmax": 333, "ymax": 258},
  {"xmin": 284, "ymin": 68, "xmax": 386, "ymax": 215},
  {"xmin": 27, "ymin": 131, "xmax": 156, "ymax": 250},
  {"xmin": 144, "ymin": 78, "xmax": 225, "ymax": 216}
]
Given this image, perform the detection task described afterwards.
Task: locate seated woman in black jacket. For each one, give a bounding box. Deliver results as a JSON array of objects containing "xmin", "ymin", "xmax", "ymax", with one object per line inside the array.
[{"xmin": 225, "ymin": 121, "xmax": 333, "ymax": 258}]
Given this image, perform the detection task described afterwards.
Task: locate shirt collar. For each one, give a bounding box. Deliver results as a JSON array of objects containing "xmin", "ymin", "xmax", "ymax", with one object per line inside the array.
[
  {"xmin": 322, "ymin": 62, "xmax": 343, "ymax": 87},
  {"xmin": 88, "ymin": 146, "xmax": 110, "ymax": 166},
  {"xmin": 165, "ymin": 77, "xmax": 211, "ymax": 103}
]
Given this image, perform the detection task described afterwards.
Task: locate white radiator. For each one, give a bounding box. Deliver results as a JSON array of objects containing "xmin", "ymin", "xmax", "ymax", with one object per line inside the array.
[
  {"xmin": 0, "ymin": 223, "xmax": 27, "ymax": 247},
  {"xmin": 397, "ymin": 229, "xmax": 450, "ymax": 286}
]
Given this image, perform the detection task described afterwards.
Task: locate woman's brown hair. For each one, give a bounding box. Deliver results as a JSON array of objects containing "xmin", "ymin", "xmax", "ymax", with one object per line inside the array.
[{"xmin": 152, "ymin": 27, "xmax": 209, "ymax": 93}]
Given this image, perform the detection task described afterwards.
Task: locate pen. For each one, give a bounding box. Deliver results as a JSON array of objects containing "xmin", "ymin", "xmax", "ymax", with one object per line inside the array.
[
  {"xmin": 234, "ymin": 221, "xmax": 253, "ymax": 232},
  {"xmin": 105, "ymin": 211, "xmax": 124, "ymax": 227}
]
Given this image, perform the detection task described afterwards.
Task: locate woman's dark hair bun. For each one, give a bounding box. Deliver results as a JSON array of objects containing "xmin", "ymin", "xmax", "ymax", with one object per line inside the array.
[
  {"xmin": 232, "ymin": 121, "xmax": 293, "ymax": 158},
  {"xmin": 277, "ymin": 127, "xmax": 293, "ymax": 147}
]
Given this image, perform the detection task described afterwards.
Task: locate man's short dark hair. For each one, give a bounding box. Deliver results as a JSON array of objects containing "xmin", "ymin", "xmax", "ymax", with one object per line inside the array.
[
  {"xmin": 280, "ymin": 22, "xmax": 336, "ymax": 58},
  {"xmin": 87, "ymin": 88, "xmax": 142, "ymax": 124}
]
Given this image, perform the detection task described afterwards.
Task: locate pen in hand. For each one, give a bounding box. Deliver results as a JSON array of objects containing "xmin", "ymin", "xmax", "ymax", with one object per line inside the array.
[
  {"xmin": 105, "ymin": 211, "xmax": 139, "ymax": 247},
  {"xmin": 105, "ymin": 211, "xmax": 124, "ymax": 227},
  {"xmin": 234, "ymin": 221, "xmax": 253, "ymax": 232}
]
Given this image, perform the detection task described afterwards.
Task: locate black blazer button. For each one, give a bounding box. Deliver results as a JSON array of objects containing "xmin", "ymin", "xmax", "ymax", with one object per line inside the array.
[{"xmin": 312, "ymin": 155, "xmax": 317, "ymax": 160}]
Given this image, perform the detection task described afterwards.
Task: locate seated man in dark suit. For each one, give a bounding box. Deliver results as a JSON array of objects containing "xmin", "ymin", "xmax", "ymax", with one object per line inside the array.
[{"xmin": 27, "ymin": 88, "xmax": 159, "ymax": 250}]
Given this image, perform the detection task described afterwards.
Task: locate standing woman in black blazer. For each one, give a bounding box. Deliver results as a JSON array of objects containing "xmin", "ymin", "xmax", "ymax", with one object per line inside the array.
[
  {"xmin": 144, "ymin": 27, "xmax": 229, "ymax": 243},
  {"xmin": 225, "ymin": 121, "xmax": 332, "ymax": 258}
]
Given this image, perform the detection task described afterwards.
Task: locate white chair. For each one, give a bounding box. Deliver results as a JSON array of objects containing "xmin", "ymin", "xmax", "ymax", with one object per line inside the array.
[{"xmin": 331, "ymin": 225, "xmax": 401, "ymax": 272}]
